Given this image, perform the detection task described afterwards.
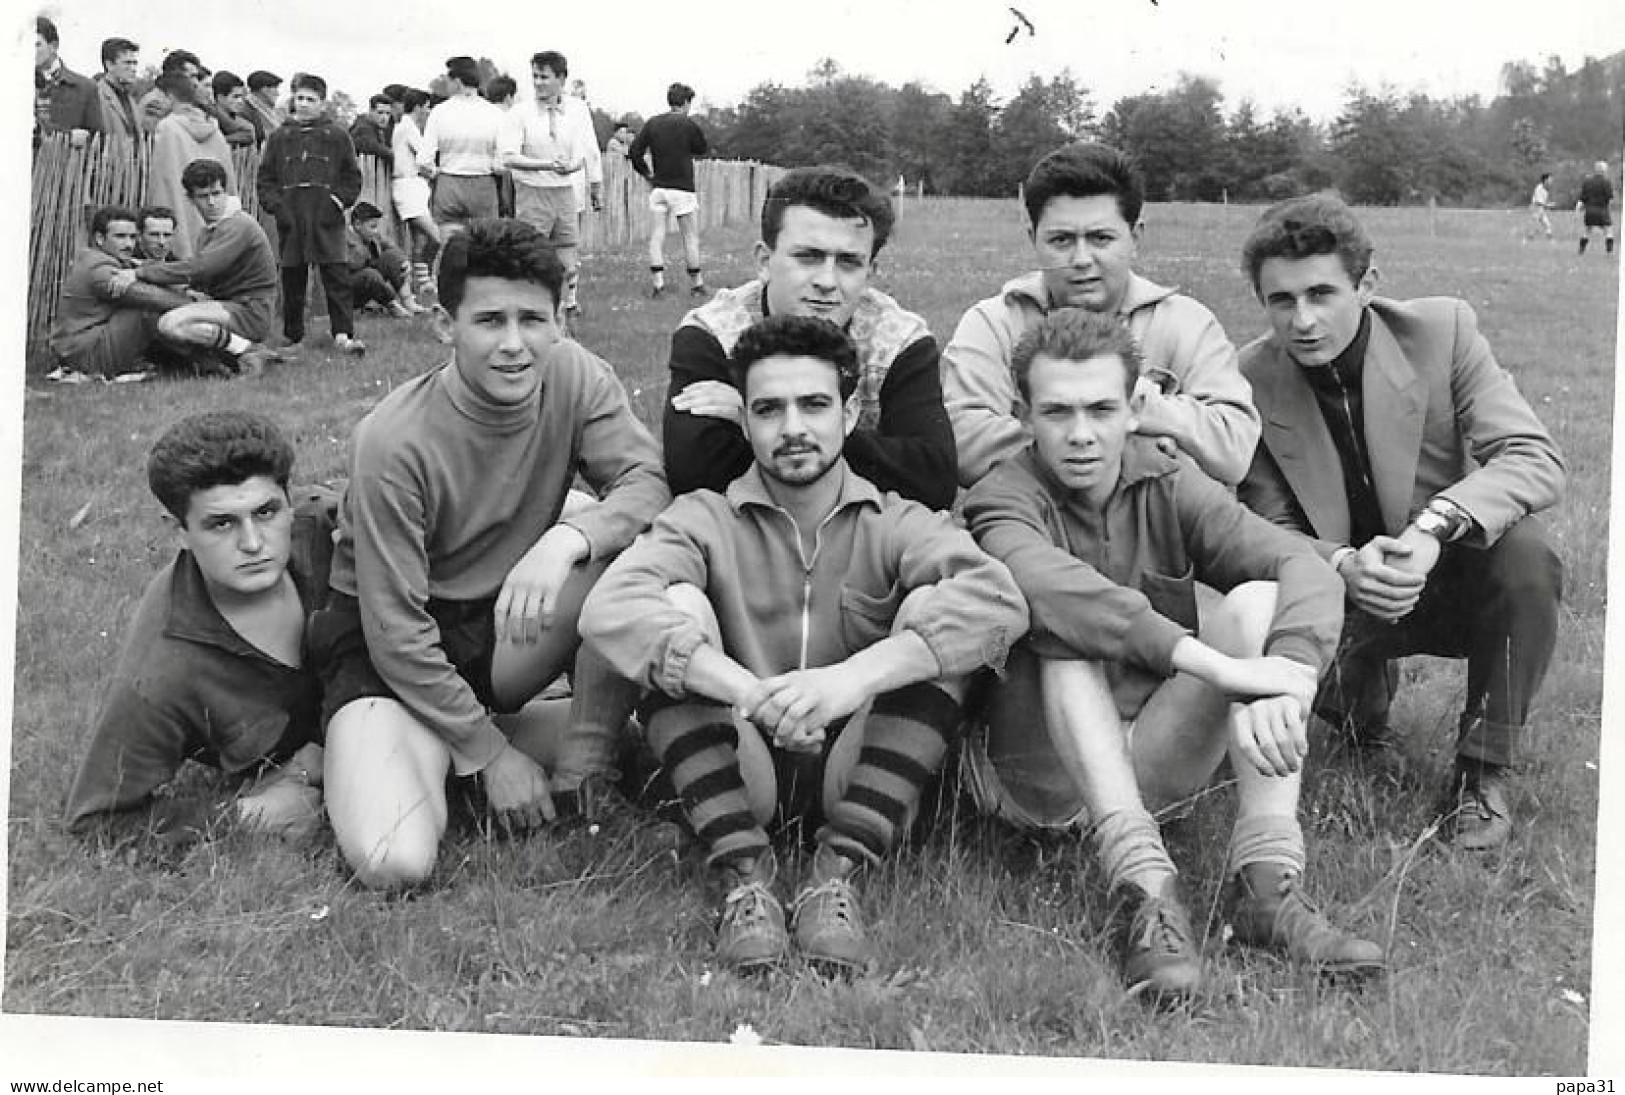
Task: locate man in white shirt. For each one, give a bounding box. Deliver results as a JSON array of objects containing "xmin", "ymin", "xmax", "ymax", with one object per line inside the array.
[
  {"xmin": 417, "ymin": 56, "xmax": 504, "ymax": 239},
  {"xmin": 391, "ymin": 88, "xmax": 442, "ymax": 299},
  {"xmin": 1527, "ymin": 172, "xmax": 1553, "ymax": 241},
  {"xmin": 499, "ymin": 50, "xmax": 602, "ymax": 320}
]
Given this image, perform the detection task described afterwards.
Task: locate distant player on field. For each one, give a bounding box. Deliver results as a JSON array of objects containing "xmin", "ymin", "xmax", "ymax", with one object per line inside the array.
[
  {"xmin": 629, "ymin": 81, "xmax": 708, "ymax": 298},
  {"xmin": 1576, "ymin": 160, "xmax": 1615, "ymax": 256}
]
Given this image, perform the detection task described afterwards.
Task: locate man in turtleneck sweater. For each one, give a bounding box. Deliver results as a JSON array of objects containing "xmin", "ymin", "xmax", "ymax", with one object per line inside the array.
[
  {"xmin": 1237, "ymin": 193, "xmax": 1565, "ymax": 853},
  {"xmin": 312, "ymin": 218, "xmax": 669, "ymax": 890}
]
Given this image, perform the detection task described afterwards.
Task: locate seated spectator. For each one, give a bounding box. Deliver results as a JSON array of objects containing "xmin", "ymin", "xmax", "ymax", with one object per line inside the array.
[
  {"xmin": 962, "ymin": 308, "xmax": 1383, "ymax": 1000},
  {"xmin": 347, "ymin": 202, "xmax": 420, "ymax": 317},
  {"xmin": 582, "ymin": 315, "xmax": 1025, "ymax": 972},
  {"xmin": 139, "ymin": 49, "xmax": 204, "ymax": 134},
  {"xmin": 349, "ymin": 94, "xmax": 395, "ymax": 165},
  {"xmin": 943, "ymin": 142, "xmax": 1259, "ymax": 488},
  {"xmin": 137, "ymin": 206, "xmax": 181, "ymax": 262},
  {"xmin": 243, "ymin": 70, "xmax": 285, "ymax": 146},
  {"xmin": 663, "ymin": 165, "xmax": 956, "ymax": 509},
  {"xmin": 35, "ymin": 16, "xmax": 102, "ymax": 147},
  {"xmin": 148, "ymin": 71, "xmax": 234, "ymax": 260},
  {"xmin": 47, "ymin": 205, "xmax": 191, "ymax": 384},
  {"xmin": 95, "ymin": 37, "xmax": 143, "ymax": 144},
  {"xmin": 210, "ymin": 71, "xmax": 259, "ymax": 148},
  {"xmin": 65, "ymin": 411, "xmax": 332, "ymax": 848},
  {"xmin": 113, "ymin": 158, "xmax": 284, "ymax": 377}
]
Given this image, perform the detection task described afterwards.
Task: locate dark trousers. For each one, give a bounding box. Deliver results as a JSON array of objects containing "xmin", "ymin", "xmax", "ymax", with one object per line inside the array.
[
  {"xmin": 1314, "ymin": 517, "xmax": 1562, "ymax": 767},
  {"xmin": 351, "ymin": 267, "xmax": 400, "ymax": 309},
  {"xmin": 281, "ymin": 262, "xmax": 355, "ymax": 342}
]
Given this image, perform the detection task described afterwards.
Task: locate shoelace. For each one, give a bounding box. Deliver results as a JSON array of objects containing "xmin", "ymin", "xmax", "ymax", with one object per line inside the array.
[
  {"xmin": 723, "ymin": 880, "xmax": 781, "ymax": 929},
  {"xmin": 791, "ymin": 878, "xmax": 858, "ymax": 930},
  {"xmin": 1132, "ymin": 898, "xmax": 1193, "ymax": 957}
]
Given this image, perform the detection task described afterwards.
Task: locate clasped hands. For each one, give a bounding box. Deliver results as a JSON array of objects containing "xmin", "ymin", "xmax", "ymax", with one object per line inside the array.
[
  {"xmin": 734, "ymin": 665, "xmax": 871, "ymax": 754},
  {"xmin": 1340, "ymin": 527, "xmax": 1441, "ymax": 621}
]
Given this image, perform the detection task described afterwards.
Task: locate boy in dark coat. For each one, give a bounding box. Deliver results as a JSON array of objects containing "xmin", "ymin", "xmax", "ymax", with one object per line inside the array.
[{"xmin": 256, "ymin": 73, "xmax": 366, "ymax": 354}]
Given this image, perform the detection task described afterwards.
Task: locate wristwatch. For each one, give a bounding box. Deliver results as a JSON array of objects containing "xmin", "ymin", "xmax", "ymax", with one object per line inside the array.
[
  {"xmin": 1410, "ymin": 508, "xmax": 1453, "ymax": 541},
  {"xmin": 1412, "ymin": 498, "xmax": 1470, "ymax": 542}
]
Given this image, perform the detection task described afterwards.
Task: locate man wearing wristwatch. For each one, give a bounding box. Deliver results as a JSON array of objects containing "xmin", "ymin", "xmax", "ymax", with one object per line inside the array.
[{"xmin": 1235, "ymin": 194, "xmax": 1565, "ymax": 852}]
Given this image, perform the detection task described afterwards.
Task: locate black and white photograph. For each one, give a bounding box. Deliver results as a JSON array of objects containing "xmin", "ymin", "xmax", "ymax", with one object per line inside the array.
[{"xmin": 2, "ymin": 0, "xmax": 1622, "ymax": 1083}]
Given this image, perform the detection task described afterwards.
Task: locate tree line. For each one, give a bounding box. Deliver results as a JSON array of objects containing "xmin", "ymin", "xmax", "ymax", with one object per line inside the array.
[{"xmin": 702, "ymin": 53, "xmax": 1623, "ymax": 208}]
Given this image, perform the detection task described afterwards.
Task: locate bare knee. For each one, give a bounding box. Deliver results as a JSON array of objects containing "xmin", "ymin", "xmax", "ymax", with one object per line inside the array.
[
  {"xmin": 1200, "ymin": 581, "xmax": 1278, "ymax": 657},
  {"xmin": 346, "ymin": 834, "xmax": 439, "ymax": 891}
]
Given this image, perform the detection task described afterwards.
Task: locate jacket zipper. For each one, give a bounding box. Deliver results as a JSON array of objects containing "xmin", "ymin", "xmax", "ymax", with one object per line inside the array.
[
  {"xmin": 1329, "ymin": 367, "xmax": 1377, "ymax": 498},
  {"xmin": 765, "ymin": 503, "xmax": 846, "ymax": 671}
]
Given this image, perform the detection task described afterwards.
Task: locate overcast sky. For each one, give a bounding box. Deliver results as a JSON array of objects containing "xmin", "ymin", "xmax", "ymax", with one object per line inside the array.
[{"xmin": 27, "ymin": 0, "xmax": 1625, "ymax": 124}]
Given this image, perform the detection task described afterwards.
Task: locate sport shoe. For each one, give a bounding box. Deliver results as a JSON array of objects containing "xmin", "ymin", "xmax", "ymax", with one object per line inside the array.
[
  {"xmin": 689, "ymin": 284, "xmax": 707, "ymax": 297},
  {"xmin": 650, "ymin": 284, "xmax": 666, "ymax": 299},
  {"xmin": 1110, "ymin": 882, "xmax": 1202, "ymax": 999},
  {"xmin": 716, "ymin": 851, "xmax": 789, "ymax": 970},
  {"xmin": 235, "ymin": 347, "xmax": 283, "ymax": 378},
  {"xmin": 334, "ymin": 333, "xmax": 366, "ymax": 356},
  {"xmin": 1227, "ymin": 862, "xmax": 1385, "ymax": 976},
  {"xmin": 387, "ymin": 300, "xmax": 414, "ymax": 319},
  {"xmin": 45, "ymin": 366, "xmax": 94, "ymax": 385},
  {"xmin": 789, "ymin": 845, "xmax": 872, "ymax": 972},
  {"xmin": 1440, "ymin": 762, "xmax": 1513, "ymax": 851},
  {"xmin": 108, "ymin": 369, "xmax": 155, "ymax": 384}
]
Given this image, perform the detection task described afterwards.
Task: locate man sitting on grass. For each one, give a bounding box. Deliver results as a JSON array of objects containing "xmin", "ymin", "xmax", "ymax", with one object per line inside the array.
[
  {"xmin": 347, "ymin": 201, "xmax": 422, "ymax": 318},
  {"xmin": 663, "ymin": 165, "xmax": 957, "ymax": 511},
  {"xmin": 136, "ymin": 206, "xmax": 180, "ymax": 262},
  {"xmin": 110, "ymin": 158, "xmax": 285, "ymax": 377},
  {"xmin": 48, "ymin": 204, "xmax": 191, "ymax": 384},
  {"xmin": 962, "ymin": 308, "xmax": 1383, "ymax": 1001},
  {"xmin": 312, "ymin": 218, "xmax": 668, "ymax": 891},
  {"xmin": 66, "ymin": 411, "xmax": 333, "ymax": 846},
  {"xmin": 582, "ymin": 315, "xmax": 1026, "ymax": 974}
]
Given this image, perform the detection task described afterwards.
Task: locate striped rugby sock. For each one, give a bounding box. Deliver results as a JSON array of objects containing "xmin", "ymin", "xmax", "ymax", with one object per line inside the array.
[{"xmin": 645, "ymin": 701, "xmax": 767, "ymax": 869}]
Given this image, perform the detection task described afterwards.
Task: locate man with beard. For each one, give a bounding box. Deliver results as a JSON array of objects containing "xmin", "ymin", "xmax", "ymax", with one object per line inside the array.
[{"xmin": 582, "ymin": 315, "xmax": 1025, "ymax": 973}]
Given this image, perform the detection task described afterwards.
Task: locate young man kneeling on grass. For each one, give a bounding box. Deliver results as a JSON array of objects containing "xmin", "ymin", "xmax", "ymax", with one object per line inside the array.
[
  {"xmin": 313, "ymin": 218, "xmax": 668, "ymax": 891},
  {"xmin": 962, "ymin": 308, "xmax": 1383, "ymax": 1001},
  {"xmin": 581, "ymin": 315, "xmax": 1026, "ymax": 974},
  {"xmin": 65, "ymin": 411, "xmax": 331, "ymax": 846}
]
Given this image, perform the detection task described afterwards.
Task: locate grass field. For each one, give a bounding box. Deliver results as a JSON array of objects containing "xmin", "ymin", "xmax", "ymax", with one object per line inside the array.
[{"xmin": 3, "ymin": 199, "xmax": 1617, "ymax": 1074}]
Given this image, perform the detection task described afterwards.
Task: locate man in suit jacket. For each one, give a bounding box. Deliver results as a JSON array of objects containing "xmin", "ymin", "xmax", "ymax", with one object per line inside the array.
[{"xmin": 1236, "ymin": 193, "xmax": 1564, "ymax": 852}]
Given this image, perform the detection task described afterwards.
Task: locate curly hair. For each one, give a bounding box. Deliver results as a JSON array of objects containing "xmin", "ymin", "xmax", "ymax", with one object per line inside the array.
[
  {"xmin": 728, "ymin": 315, "xmax": 859, "ymax": 400},
  {"xmin": 147, "ymin": 411, "xmax": 295, "ymax": 523}
]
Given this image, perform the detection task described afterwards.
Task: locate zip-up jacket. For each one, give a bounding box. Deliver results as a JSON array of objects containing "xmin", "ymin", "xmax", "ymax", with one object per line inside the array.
[
  {"xmin": 580, "ymin": 463, "xmax": 1027, "ymax": 697},
  {"xmin": 943, "ymin": 271, "xmax": 1259, "ymax": 487}
]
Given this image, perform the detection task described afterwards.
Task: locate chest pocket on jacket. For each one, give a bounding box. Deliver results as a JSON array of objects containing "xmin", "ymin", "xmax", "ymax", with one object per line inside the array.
[
  {"xmin": 1138, "ymin": 565, "xmax": 1198, "ymax": 633},
  {"xmin": 839, "ymin": 580, "xmax": 904, "ymax": 652}
]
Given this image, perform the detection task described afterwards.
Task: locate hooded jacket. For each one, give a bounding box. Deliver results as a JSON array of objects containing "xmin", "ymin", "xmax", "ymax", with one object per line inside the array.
[{"xmin": 256, "ymin": 115, "xmax": 363, "ymax": 267}]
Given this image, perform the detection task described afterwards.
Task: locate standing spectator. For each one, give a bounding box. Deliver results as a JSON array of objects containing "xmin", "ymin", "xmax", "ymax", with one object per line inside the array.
[
  {"xmin": 629, "ymin": 81, "xmax": 708, "ymax": 298},
  {"xmin": 139, "ymin": 49, "xmax": 204, "ymax": 135},
  {"xmin": 605, "ymin": 119, "xmax": 635, "ymax": 159},
  {"xmin": 210, "ymin": 72, "xmax": 259, "ymax": 148},
  {"xmin": 346, "ymin": 201, "xmax": 420, "ymax": 317},
  {"xmin": 561, "ymin": 69, "xmax": 604, "ymax": 227},
  {"xmin": 417, "ymin": 56, "xmax": 504, "ymax": 239},
  {"xmin": 148, "ymin": 72, "xmax": 234, "ymax": 261},
  {"xmin": 35, "ymin": 16, "xmax": 102, "ymax": 146},
  {"xmin": 484, "ymin": 75, "xmax": 519, "ymax": 219},
  {"xmin": 1526, "ymin": 172, "xmax": 1554, "ymax": 241},
  {"xmin": 1577, "ymin": 161, "xmax": 1616, "ymax": 256},
  {"xmin": 349, "ymin": 95, "xmax": 395, "ymax": 165},
  {"xmin": 258, "ymin": 73, "xmax": 365, "ymax": 355},
  {"xmin": 94, "ymin": 37, "xmax": 143, "ymax": 144},
  {"xmin": 390, "ymin": 88, "xmax": 442, "ymax": 300},
  {"xmin": 382, "ymin": 83, "xmax": 408, "ymax": 130},
  {"xmin": 499, "ymin": 52, "xmax": 598, "ymax": 318},
  {"xmin": 243, "ymin": 70, "xmax": 286, "ymax": 146}
]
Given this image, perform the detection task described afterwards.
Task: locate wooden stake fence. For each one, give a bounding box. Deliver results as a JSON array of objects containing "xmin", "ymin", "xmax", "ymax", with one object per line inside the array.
[{"xmin": 27, "ymin": 132, "xmax": 781, "ymax": 368}]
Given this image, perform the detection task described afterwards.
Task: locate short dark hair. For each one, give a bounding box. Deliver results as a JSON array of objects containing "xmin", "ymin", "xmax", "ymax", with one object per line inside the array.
[
  {"xmin": 728, "ymin": 315, "xmax": 859, "ymax": 400},
  {"xmin": 147, "ymin": 411, "xmax": 295, "ymax": 524},
  {"xmin": 531, "ymin": 50, "xmax": 568, "ymax": 77},
  {"xmin": 761, "ymin": 166, "xmax": 895, "ymax": 259},
  {"xmin": 1240, "ymin": 192, "xmax": 1374, "ymax": 292},
  {"xmin": 1540, "ymin": 171, "xmax": 1553, "ymax": 183},
  {"xmin": 160, "ymin": 49, "xmax": 200, "ymax": 76},
  {"xmin": 155, "ymin": 71, "xmax": 198, "ymax": 105},
  {"xmin": 137, "ymin": 205, "xmax": 176, "ymax": 231},
  {"xmin": 437, "ymin": 218, "xmax": 565, "ymax": 315},
  {"xmin": 401, "ymin": 88, "xmax": 431, "ymax": 113},
  {"xmin": 351, "ymin": 201, "xmax": 383, "ymax": 223},
  {"xmin": 368, "ymin": 93, "xmax": 393, "ymax": 110},
  {"xmin": 89, "ymin": 205, "xmax": 139, "ymax": 240},
  {"xmin": 483, "ymin": 75, "xmax": 516, "ymax": 103},
  {"xmin": 246, "ymin": 69, "xmax": 282, "ymax": 92},
  {"xmin": 382, "ymin": 83, "xmax": 408, "ymax": 101},
  {"xmin": 1023, "ymin": 142, "xmax": 1145, "ymax": 231},
  {"xmin": 667, "ymin": 82, "xmax": 695, "ymax": 108},
  {"xmin": 1011, "ymin": 308, "xmax": 1140, "ymax": 403},
  {"xmin": 446, "ymin": 56, "xmax": 481, "ymax": 89},
  {"xmin": 100, "ymin": 37, "xmax": 138, "ymax": 68},
  {"xmin": 290, "ymin": 73, "xmax": 327, "ymax": 98},
  {"xmin": 180, "ymin": 157, "xmax": 230, "ymax": 195},
  {"xmin": 211, "ymin": 70, "xmax": 244, "ymax": 98},
  {"xmin": 36, "ymin": 17, "xmax": 58, "ymax": 46}
]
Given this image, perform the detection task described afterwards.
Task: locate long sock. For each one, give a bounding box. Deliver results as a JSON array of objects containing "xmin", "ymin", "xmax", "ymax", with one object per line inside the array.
[
  {"xmin": 207, "ymin": 325, "xmax": 251, "ymax": 357},
  {"xmin": 1608, "ymin": 238, "xmax": 1616, "ymax": 254},
  {"xmin": 650, "ymin": 265, "xmax": 665, "ymax": 290},
  {"xmin": 645, "ymin": 702, "xmax": 766, "ymax": 869},
  {"xmin": 1226, "ymin": 813, "xmax": 1305, "ymax": 877},
  {"xmin": 1091, "ymin": 805, "xmax": 1177, "ymax": 896},
  {"xmin": 564, "ymin": 270, "xmax": 580, "ymax": 308},
  {"xmin": 1580, "ymin": 238, "xmax": 1589, "ymax": 254},
  {"xmin": 818, "ymin": 683, "xmax": 958, "ymax": 867}
]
